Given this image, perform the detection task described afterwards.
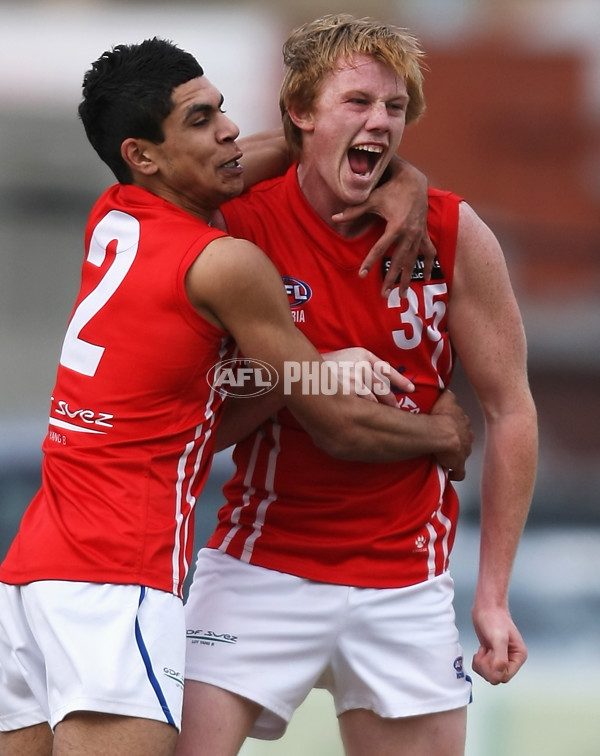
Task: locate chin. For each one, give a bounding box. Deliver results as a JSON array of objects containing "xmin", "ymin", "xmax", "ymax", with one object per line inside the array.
[
  {"xmin": 222, "ymin": 181, "xmax": 245, "ymax": 200},
  {"xmin": 342, "ymin": 173, "xmax": 379, "ymax": 198},
  {"xmin": 344, "ymin": 187, "xmax": 373, "ymax": 207}
]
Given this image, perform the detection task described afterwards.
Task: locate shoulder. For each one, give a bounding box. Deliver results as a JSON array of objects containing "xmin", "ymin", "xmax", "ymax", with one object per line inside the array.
[
  {"xmin": 456, "ymin": 201, "xmax": 502, "ymax": 254},
  {"xmin": 186, "ymin": 234, "xmax": 291, "ymax": 335},
  {"xmin": 187, "ymin": 236, "xmax": 279, "ymax": 303},
  {"xmin": 426, "ymin": 191, "xmax": 500, "ymax": 255},
  {"xmin": 194, "ymin": 235, "xmax": 271, "ymax": 269},
  {"xmin": 452, "ymin": 201, "xmax": 514, "ymax": 313}
]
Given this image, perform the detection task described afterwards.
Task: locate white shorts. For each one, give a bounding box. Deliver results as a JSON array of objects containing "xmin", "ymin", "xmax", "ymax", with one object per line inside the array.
[
  {"xmin": 184, "ymin": 549, "xmax": 472, "ymax": 740},
  {"xmin": 0, "ymin": 581, "xmax": 185, "ymax": 732}
]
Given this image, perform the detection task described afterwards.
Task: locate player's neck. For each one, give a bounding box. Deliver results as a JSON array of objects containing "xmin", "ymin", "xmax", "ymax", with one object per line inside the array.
[{"xmin": 296, "ymin": 165, "xmax": 375, "ymax": 239}]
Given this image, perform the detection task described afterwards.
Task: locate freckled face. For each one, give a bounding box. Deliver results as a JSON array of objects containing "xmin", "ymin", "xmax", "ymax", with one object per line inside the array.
[{"xmin": 296, "ymin": 54, "xmax": 409, "ymax": 216}]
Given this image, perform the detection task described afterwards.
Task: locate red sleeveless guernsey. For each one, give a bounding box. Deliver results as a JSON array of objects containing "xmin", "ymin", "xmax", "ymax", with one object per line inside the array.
[
  {"xmin": 0, "ymin": 184, "xmax": 230, "ymax": 597},
  {"xmin": 210, "ymin": 165, "xmax": 463, "ymax": 588}
]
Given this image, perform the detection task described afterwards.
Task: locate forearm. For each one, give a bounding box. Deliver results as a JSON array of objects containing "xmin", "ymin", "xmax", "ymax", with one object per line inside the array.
[
  {"xmin": 216, "ymin": 373, "xmax": 461, "ymax": 462},
  {"xmin": 238, "ymin": 129, "xmax": 291, "ymax": 190},
  {"xmin": 214, "ymin": 391, "xmax": 284, "ymax": 451},
  {"xmin": 474, "ymin": 404, "xmax": 538, "ymax": 607},
  {"xmin": 291, "ymin": 392, "xmax": 465, "ymax": 463}
]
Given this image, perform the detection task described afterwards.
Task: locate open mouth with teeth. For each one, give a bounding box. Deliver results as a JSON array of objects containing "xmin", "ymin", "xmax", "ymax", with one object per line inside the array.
[
  {"xmin": 221, "ymin": 159, "xmax": 241, "ymax": 169},
  {"xmin": 347, "ymin": 144, "xmax": 384, "ymax": 177}
]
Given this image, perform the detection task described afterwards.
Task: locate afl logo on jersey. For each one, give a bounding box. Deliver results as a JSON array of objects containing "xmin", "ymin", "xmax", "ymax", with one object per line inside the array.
[{"xmin": 282, "ymin": 276, "xmax": 312, "ymax": 308}]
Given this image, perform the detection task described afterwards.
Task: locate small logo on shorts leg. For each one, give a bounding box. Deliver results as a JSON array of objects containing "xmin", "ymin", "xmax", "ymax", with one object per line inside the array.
[
  {"xmin": 453, "ymin": 656, "xmax": 465, "ymax": 679},
  {"xmin": 163, "ymin": 667, "xmax": 184, "ymax": 688},
  {"xmin": 186, "ymin": 629, "xmax": 238, "ymax": 647}
]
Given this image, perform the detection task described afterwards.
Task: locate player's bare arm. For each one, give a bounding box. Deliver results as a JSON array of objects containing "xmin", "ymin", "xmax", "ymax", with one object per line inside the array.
[
  {"xmin": 448, "ymin": 201, "xmax": 538, "ymax": 684},
  {"xmin": 186, "ymin": 236, "xmax": 471, "ymax": 463},
  {"xmin": 214, "ymin": 346, "xmax": 415, "ymax": 451},
  {"xmin": 215, "ymin": 349, "xmax": 472, "ymax": 478},
  {"xmin": 237, "ymin": 129, "xmax": 291, "ymax": 191},
  {"xmin": 429, "ymin": 390, "xmax": 474, "ymax": 481}
]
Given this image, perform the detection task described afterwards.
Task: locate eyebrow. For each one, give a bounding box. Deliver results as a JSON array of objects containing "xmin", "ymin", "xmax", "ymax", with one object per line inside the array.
[
  {"xmin": 344, "ymin": 88, "xmax": 409, "ymax": 102},
  {"xmin": 182, "ymin": 95, "xmax": 225, "ymax": 123}
]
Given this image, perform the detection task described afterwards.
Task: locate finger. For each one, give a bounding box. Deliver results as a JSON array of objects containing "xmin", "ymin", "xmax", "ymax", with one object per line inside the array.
[
  {"xmin": 359, "ymin": 389, "xmax": 379, "ymax": 404},
  {"xmin": 448, "ymin": 467, "xmax": 466, "ymax": 482},
  {"xmin": 351, "ymin": 360, "xmax": 410, "ymax": 406},
  {"xmin": 504, "ymin": 641, "xmax": 528, "ymax": 681},
  {"xmin": 474, "ymin": 639, "xmax": 525, "ymax": 685},
  {"xmin": 341, "ymin": 379, "xmax": 379, "ymax": 403},
  {"xmin": 332, "ymin": 203, "xmax": 372, "ymax": 224},
  {"xmin": 373, "ymin": 361, "xmax": 414, "ymax": 396},
  {"xmin": 378, "ymin": 240, "xmax": 409, "ymax": 295},
  {"xmin": 420, "ymin": 235, "xmax": 437, "ymax": 281},
  {"xmin": 502, "ymin": 655, "xmax": 527, "ymax": 683},
  {"xmin": 381, "ymin": 238, "xmax": 422, "ymax": 298},
  {"xmin": 472, "ymin": 648, "xmax": 509, "ymax": 685},
  {"xmin": 397, "ymin": 253, "xmax": 415, "ymax": 299},
  {"xmin": 358, "ymin": 232, "xmax": 399, "ymax": 282},
  {"xmin": 374, "ymin": 387, "xmax": 398, "ymax": 407}
]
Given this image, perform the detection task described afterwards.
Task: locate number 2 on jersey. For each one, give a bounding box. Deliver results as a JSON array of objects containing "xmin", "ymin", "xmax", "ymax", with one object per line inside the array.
[{"xmin": 60, "ymin": 211, "xmax": 140, "ymax": 377}]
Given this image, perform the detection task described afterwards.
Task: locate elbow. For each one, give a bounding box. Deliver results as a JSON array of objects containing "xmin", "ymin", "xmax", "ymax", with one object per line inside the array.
[{"xmin": 213, "ymin": 437, "xmax": 231, "ymax": 454}]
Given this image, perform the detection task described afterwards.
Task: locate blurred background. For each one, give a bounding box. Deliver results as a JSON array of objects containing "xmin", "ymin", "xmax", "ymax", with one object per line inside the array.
[{"xmin": 1, "ymin": 0, "xmax": 598, "ymax": 753}]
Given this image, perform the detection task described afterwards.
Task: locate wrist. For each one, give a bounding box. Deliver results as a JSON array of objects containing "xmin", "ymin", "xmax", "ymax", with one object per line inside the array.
[{"xmin": 428, "ymin": 413, "xmax": 460, "ymax": 454}]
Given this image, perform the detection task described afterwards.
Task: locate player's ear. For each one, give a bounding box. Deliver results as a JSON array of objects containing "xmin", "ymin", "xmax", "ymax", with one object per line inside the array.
[
  {"xmin": 287, "ymin": 104, "xmax": 314, "ymax": 134},
  {"xmin": 121, "ymin": 138, "xmax": 159, "ymax": 176}
]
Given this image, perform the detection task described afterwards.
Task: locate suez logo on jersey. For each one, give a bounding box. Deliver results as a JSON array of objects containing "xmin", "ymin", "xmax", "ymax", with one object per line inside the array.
[
  {"xmin": 47, "ymin": 396, "xmax": 114, "ymax": 437},
  {"xmin": 207, "ymin": 357, "xmax": 396, "ymax": 399}
]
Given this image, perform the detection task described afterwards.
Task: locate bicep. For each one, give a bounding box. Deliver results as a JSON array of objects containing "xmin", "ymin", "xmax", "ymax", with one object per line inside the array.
[
  {"xmin": 188, "ymin": 237, "xmax": 319, "ymax": 373},
  {"xmin": 448, "ymin": 203, "xmax": 531, "ymax": 416}
]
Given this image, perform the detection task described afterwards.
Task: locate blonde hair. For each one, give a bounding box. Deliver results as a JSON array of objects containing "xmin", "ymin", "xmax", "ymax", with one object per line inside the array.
[{"xmin": 280, "ymin": 14, "xmax": 427, "ymax": 156}]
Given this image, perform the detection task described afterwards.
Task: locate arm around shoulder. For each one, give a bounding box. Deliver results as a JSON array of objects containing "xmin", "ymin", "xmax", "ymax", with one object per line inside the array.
[
  {"xmin": 237, "ymin": 129, "xmax": 291, "ymax": 191},
  {"xmin": 187, "ymin": 236, "xmax": 472, "ymax": 464}
]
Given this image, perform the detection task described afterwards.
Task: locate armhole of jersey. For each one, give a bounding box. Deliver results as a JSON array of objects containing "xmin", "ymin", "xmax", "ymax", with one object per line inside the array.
[
  {"xmin": 176, "ymin": 228, "xmax": 230, "ymax": 336},
  {"xmin": 428, "ymin": 190, "xmax": 461, "ymax": 294},
  {"xmin": 219, "ymin": 201, "xmax": 240, "ymax": 238}
]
